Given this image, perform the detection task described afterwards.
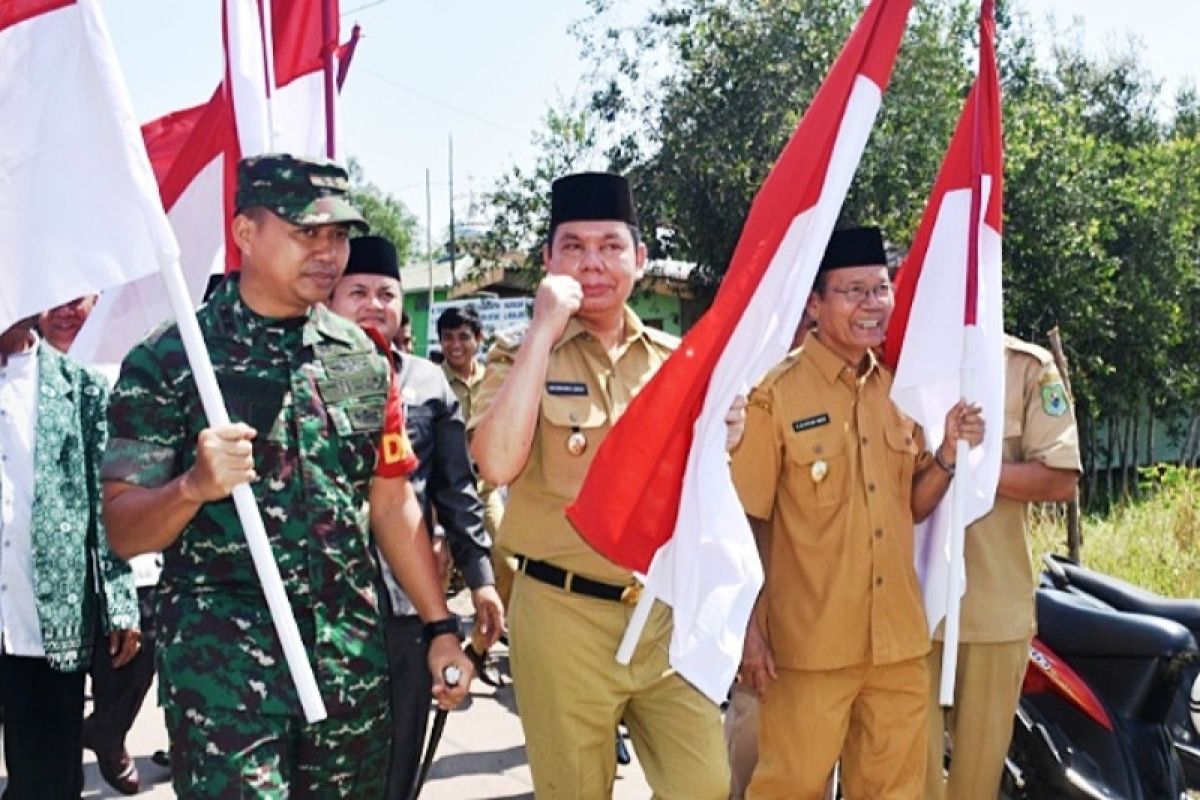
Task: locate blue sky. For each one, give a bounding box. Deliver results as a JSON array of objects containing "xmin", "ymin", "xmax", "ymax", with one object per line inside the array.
[{"xmin": 102, "ymin": 0, "xmax": 1197, "ymax": 241}]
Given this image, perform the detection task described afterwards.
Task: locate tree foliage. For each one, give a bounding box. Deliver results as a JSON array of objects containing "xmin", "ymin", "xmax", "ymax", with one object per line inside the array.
[
  {"xmin": 481, "ymin": 0, "xmax": 1200, "ymax": 503},
  {"xmin": 346, "ymin": 158, "xmax": 419, "ymax": 262}
]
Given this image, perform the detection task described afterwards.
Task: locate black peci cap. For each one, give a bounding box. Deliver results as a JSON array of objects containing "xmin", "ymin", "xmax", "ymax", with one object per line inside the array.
[
  {"xmin": 549, "ymin": 172, "xmax": 639, "ymax": 230},
  {"xmin": 345, "ymin": 235, "xmax": 401, "ymax": 280},
  {"xmin": 819, "ymin": 226, "xmax": 887, "ymax": 273}
]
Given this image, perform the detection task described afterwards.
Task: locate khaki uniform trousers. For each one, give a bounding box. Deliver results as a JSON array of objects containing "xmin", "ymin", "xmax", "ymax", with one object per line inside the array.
[
  {"xmin": 924, "ymin": 639, "xmax": 1029, "ymax": 800},
  {"xmin": 725, "ymin": 682, "xmax": 761, "ymax": 799},
  {"xmin": 508, "ymin": 571, "xmax": 729, "ymax": 799},
  {"xmin": 749, "ymin": 657, "xmax": 929, "ymax": 800},
  {"xmin": 726, "ymin": 682, "xmax": 835, "ymax": 800}
]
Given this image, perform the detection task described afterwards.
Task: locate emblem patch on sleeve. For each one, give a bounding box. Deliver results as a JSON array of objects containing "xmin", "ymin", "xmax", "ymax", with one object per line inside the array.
[{"xmin": 1041, "ymin": 383, "xmax": 1069, "ymax": 417}]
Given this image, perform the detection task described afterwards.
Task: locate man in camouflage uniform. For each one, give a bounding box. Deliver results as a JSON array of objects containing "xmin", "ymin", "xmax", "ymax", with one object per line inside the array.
[{"xmin": 101, "ymin": 154, "xmax": 471, "ymax": 798}]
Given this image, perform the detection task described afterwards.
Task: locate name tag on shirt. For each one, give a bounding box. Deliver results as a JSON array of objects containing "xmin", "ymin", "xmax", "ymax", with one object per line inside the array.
[
  {"xmin": 792, "ymin": 413, "xmax": 830, "ymax": 433},
  {"xmin": 546, "ymin": 381, "xmax": 588, "ymax": 396}
]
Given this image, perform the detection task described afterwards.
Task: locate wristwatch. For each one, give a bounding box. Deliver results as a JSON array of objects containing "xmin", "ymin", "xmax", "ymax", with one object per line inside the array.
[
  {"xmin": 933, "ymin": 447, "xmax": 957, "ymax": 477},
  {"xmin": 422, "ymin": 615, "xmax": 463, "ymax": 644}
]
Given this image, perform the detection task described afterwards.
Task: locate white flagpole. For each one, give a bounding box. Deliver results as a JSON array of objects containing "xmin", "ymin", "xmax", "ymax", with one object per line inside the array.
[
  {"xmin": 158, "ymin": 255, "xmax": 328, "ymax": 723},
  {"xmin": 940, "ymin": 325, "xmax": 979, "ymax": 706}
]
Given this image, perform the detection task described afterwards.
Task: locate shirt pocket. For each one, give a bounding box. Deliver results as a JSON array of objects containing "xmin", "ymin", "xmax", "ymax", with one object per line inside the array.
[
  {"xmin": 540, "ymin": 392, "xmax": 608, "ymax": 493},
  {"xmin": 784, "ymin": 428, "xmax": 849, "ymax": 508},
  {"xmin": 883, "ymin": 419, "xmax": 920, "ymax": 498}
]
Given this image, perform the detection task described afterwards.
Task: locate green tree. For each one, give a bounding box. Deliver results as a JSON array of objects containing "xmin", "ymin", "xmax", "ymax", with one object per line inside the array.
[
  {"xmin": 471, "ymin": 101, "xmax": 601, "ymax": 284},
  {"xmin": 346, "ymin": 158, "xmax": 419, "ymax": 261}
]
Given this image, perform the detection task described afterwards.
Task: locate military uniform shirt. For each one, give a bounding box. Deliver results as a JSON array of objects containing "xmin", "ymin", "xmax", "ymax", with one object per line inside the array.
[
  {"xmin": 470, "ymin": 307, "xmax": 676, "ymax": 585},
  {"xmin": 731, "ymin": 335, "xmax": 932, "ymax": 671},
  {"xmin": 948, "ymin": 336, "xmax": 1082, "ymax": 643},
  {"xmin": 102, "ymin": 278, "xmax": 393, "ymax": 716}
]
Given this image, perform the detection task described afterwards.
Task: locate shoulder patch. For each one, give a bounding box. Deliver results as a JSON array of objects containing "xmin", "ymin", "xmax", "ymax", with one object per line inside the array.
[{"xmin": 1041, "ymin": 381, "xmax": 1070, "ymax": 417}]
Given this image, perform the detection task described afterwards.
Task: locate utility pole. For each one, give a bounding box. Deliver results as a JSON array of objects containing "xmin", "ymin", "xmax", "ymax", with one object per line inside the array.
[
  {"xmin": 426, "ymin": 167, "xmax": 434, "ymax": 351},
  {"xmin": 448, "ymin": 133, "xmax": 457, "ymax": 285}
]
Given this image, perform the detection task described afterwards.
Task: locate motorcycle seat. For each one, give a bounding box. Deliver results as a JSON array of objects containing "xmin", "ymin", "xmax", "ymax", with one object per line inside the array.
[
  {"xmin": 1037, "ymin": 588, "xmax": 1197, "ymax": 659},
  {"xmin": 1057, "ymin": 560, "xmax": 1200, "ymax": 637}
]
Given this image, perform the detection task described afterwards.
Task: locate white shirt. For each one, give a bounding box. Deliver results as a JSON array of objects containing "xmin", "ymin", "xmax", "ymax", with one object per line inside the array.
[{"xmin": 0, "ymin": 337, "xmax": 44, "ymax": 656}]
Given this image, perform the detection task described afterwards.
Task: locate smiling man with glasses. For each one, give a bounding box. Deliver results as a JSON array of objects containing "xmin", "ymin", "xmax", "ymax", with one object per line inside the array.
[{"xmin": 731, "ymin": 226, "xmax": 985, "ymax": 799}]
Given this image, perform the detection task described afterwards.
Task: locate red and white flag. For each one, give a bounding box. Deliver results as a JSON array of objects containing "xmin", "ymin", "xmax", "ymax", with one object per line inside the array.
[
  {"xmin": 883, "ymin": 0, "xmax": 1004, "ymax": 698},
  {"xmin": 566, "ymin": 0, "xmax": 913, "ymax": 702},
  {"xmin": 0, "ymin": 0, "xmax": 177, "ymax": 332},
  {"xmin": 71, "ymin": 0, "xmax": 356, "ymax": 366}
]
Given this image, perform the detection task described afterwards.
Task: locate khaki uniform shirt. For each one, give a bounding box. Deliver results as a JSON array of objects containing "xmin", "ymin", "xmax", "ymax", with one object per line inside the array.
[
  {"xmin": 731, "ymin": 335, "xmax": 933, "ymax": 671},
  {"xmin": 445, "ymin": 359, "xmax": 506, "ymax": 538},
  {"xmin": 443, "ymin": 359, "xmax": 485, "ymax": 423},
  {"xmin": 470, "ymin": 308, "xmax": 676, "ymax": 584},
  {"xmin": 946, "ymin": 336, "xmax": 1081, "ymax": 643}
]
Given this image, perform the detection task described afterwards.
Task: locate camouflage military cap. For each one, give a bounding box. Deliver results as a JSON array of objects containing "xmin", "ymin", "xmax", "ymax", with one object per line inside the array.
[{"xmin": 236, "ymin": 153, "xmax": 368, "ymax": 231}]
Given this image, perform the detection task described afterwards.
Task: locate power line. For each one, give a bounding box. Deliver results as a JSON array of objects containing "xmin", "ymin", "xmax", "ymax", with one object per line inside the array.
[
  {"xmin": 357, "ymin": 67, "xmax": 527, "ymax": 139},
  {"xmin": 341, "ymin": 0, "xmax": 391, "ymax": 17}
]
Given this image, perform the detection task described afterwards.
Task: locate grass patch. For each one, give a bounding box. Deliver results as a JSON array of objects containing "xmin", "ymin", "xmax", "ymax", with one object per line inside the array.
[{"xmin": 1030, "ymin": 466, "xmax": 1200, "ymax": 598}]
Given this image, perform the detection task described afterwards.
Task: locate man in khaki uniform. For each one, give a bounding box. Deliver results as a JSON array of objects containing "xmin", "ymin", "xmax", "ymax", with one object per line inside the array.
[
  {"xmin": 731, "ymin": 227, "xmax": 984, "ymax": 799},
  {"xmin": 439, "ymin": 304, "xmax": 512, "ymax": 606},
  {"xmin": 924, "ymin": 335, "xmax": 1081, "ymax": 800},
  {"xmin": 471, "ymin": 172, "xmax": 732, "ymax": 798}
]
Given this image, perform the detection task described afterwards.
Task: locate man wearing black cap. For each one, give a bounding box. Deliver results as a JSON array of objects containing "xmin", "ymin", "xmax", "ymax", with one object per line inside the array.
[
  {"xmin": 469, "ymin": 172, "xmax": 733, "ymax": 798},
  {"xmin": 101, "ymin": 154, "xmax": 472, "ymax": 797},
  {"xmin": 730, "ymin": 226, "xmax": 985, "ymax": 798},
  {"xmin": 327, "ymin": 234, "xmax": 504, "ymax": 798}
]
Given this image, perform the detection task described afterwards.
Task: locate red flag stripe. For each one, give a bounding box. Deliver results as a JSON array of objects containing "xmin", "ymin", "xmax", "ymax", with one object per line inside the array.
[{"xmin": 0, "ymin": 0, "xmax": 72, "ymax": 30}]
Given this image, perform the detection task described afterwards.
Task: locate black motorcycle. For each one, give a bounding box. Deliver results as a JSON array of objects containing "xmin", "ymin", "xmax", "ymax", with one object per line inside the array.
[
  {"xmin": 1043, "ymin": 554, "xmax": 1200, "ymax": 789},
  {"xmin": 1001, "ymin": 555, "xmax": 1197, "ymax": 799}
]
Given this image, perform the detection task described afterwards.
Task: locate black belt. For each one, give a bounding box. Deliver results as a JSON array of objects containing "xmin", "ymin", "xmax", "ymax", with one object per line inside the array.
[{"xmin": 515, "ymin": 555, "xmax": 642, "ymax": 605}]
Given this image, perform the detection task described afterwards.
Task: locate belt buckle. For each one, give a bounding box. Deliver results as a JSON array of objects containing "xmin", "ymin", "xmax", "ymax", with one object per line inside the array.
[{"xmin": 620, "ymin": 582, "xmax": 643, "ymax": 606}]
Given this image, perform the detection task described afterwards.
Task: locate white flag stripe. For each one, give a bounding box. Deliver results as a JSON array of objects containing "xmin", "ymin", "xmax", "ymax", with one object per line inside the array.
[
  {"xmin": 890, "ymin": 182, "xmax": 1004, "ymax": 635},
  {"xmin": 273, "ymin": 72, "xmax": 334, "ymax": 158},
  {"xmin": 0, "ymin": 0, "xmax": 175, "ymax": 331},
  {"xmin": 650, "ymin": 77, "xmax": 887, "ymax": 702},
  {"xmin": 71, "ymin": 155, "xmax": 225, "ymax": 364},
  {"xmin": 226, "ymin": 0, "xmax": 273, "ymax": 154}
]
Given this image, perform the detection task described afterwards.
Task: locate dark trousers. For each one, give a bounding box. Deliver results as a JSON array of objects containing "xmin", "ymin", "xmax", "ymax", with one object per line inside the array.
[
  {"xmin": 383, "ymin": 614, "xmax": 432, "ymax": 800},
  {"xmin": 83, "ymin": 586, "xmax": 157, "ymax": 754},
  {"xmin": 0, "ymin": 654, "xmax": 85, "ymax": 800}
]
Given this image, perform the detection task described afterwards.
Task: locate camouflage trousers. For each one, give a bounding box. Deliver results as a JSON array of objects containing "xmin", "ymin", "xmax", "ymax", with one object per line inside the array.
[{"xmin": 164, "ymin": 697, "xmax": 390, "ymax": 798}]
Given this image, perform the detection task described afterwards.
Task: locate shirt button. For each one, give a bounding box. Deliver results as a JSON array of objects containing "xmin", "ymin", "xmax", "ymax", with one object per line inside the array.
[
  {"xmin": 874, "ymin": 529, "xmax": 883, "ymax": 539},
  {"xmin": 861, "ymin": 436, "xmax": 868, "ymax": 445},
  {"xmin": 868, "ymin": 483, "xmax": 876, "ymax": 493},
  {"xmin": 875, "ymin": 576, "xmax": 883, "ymax": 587}
]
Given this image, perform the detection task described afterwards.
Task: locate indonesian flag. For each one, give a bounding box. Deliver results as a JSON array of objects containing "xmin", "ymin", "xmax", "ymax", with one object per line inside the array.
[
  {"xmin": 71, "ymin": 0, "xmax": 357, "ymax": 366},
  {"xmin": 0, "ymin": 0, "xmax": 177, "ymax": 332},
  {"xmin": 566, "ymin": 0, "xmax": 913, "ymax": 703},
  {"xmin": 883, "ymin": 0, "xmax": 1004, "ymax": 679}
]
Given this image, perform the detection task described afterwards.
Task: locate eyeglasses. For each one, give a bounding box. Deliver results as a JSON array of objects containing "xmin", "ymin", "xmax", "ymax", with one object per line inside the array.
[{"xmin": 828, "ymin": 282, "xmax": 893, "ymax": 304}]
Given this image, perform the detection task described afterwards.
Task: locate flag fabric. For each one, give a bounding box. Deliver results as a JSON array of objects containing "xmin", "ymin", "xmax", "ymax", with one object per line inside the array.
[
  {"xmin": 70, "ymin": 0, "xmax": 352, "ymax": 366},
  {"xmin": 0, "ymin": 0, "xmax": 178, "ymax": 333},
  {"xmin": 565, "ymin": 0, "xmax": 913, "ymax": 703},
  {"xmin": 883, "ymin": 0, "xmax": 1004, "ymax": 637}
]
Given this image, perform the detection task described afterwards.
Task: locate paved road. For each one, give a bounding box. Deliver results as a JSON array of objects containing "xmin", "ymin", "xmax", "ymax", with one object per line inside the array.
[{"xmin": 1, "ymin": 646, "xmax": 653, "ymax": 799}]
